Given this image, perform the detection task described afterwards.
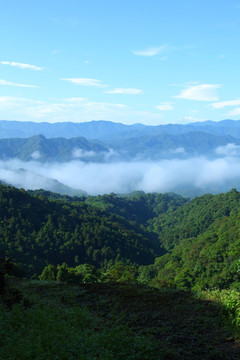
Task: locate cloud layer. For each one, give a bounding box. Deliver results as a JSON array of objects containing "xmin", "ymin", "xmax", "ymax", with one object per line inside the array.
[{"xmin": 1, "ymin": 155, "xmax": 240, "ymax": 195}]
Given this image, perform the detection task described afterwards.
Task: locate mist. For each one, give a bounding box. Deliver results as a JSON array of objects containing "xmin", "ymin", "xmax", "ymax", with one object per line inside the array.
[{"xmin": 1, "ymin": 155, "xmax": 240, "ymax": 196}]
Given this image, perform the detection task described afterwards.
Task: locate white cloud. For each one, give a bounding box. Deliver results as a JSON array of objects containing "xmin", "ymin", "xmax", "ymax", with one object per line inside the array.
[
  {"xmin": 156, "ymin": 102, "xmax": 174, "ymax": 111},
  {"xmin": 72, "ymin": 148, "xmax": 96, "ymax": 159},
  {"xmin": 215, "ymin": 143, "xmax": 240, "ymax": 156},
  {"xmin": 31, "ymin": 151, "xmax": 41, "ymax": 160},
  {"xmin": 105, "ymin": 88, "xmax": 143, "ymax": 95},
  {"xmin": 0, "ymin": 79, "xmax": 39, "ymax": 88},
  {"xmin": 182, "ymin": 116, "xmax": 207, "ymax": 123},
  {"xmin": 72, "ymin": 148, "xmax": 118, "ymax": 162},
  {"xmin": 225, "ymin": 107, "xmax": 240, "ymax": 116},
  {"xmin": 133, "ymin": 46, "xmax": 168, "ymax": 57},
  {"xmin": 0, "ymin": 61, "xmax": 44, "ymax": 71},
  {"xmin": 2, "ymin": 156, "xmax": 240, "ymax": 195},
  {"xmin": 174, "ymin": 84, "xmax": 221, "ymax": 101},
  {"xmin": 211, "ymin": 99, "xmax": 240, "ymax": 109},
  {"xmin": 64, "ymin": 97, "xmax": 88, "ymax": 102},
  {"xmin": 62, "ymin": 78, "xmax": 107, "ymax": 87},
  {"xmin": 0, "ymin": 96, "xmax": 165, "ymax": 125}
]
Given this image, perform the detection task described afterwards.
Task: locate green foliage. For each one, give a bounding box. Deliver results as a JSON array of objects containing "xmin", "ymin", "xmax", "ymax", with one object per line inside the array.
[
  {"xmin": 104, "ymin": 261, "xmax": 138, "ymax": 283},
  {"xmin": 85, "ymin": 191, "xmax": 187, "ymax": 225},
  {"xmin": 0, "ymin": 184, "xmax": 162, "ymax": 276},
  {"xmin": 39, "ymin": 263, "xmax": 99, "ymax": 284},
  {"xmin": 75, "ymin": 263, "xmax": 99, "ymax": 283},
  {"xmin": 200, "ymin": 288, "xmax": 240, "ymax": 335},
  {"xmin": 147, "ymin": 189, "xmax": 240, "ymax": 290},
  {"xmin": 151, "ymin": 189, "xmax": 240, "ymax": 250},
  {"xmin": 4, "ymin": 183, "xmax": 240, "ymax": 291},
  {"xmin": 137, "ymin": 264, "xmax": 157, "ymax": 285},
  {"xmin": 39, "ymin": 264, "xmax": 57, "ymax": 281}
]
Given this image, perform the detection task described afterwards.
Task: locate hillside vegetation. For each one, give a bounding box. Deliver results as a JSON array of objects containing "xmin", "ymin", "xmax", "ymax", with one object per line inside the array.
[
  {"xmin": 2, "ymin": 185, "xmax": 240, "ymax": 358},
  {"xmin": 0, "ymin": 185, "xmax": 173, "ymax": 276},
  {"xmin": 149, "ymin": 189, "xmax": 240, "ymax": 290},
  {"xmin": 1, "ymin": 184, "xmax": 240, "ymax": 292}
]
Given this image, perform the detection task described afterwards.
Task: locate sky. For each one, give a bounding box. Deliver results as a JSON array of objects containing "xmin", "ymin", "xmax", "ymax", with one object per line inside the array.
[{"xmin": 1, "ymin": 0, "xmax": 240, "ymax": 126}]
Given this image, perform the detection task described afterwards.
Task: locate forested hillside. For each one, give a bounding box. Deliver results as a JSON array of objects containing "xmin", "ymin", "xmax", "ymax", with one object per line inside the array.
[
  {"xmin": 0, "ymin": 185, "xmax": 170, "ymax": 276},
  {"xmin": 147, "ymin": 189, "xmax": 240, "ymax": 289},
  {"xmin": 2, "ymin": 184, "xmax": 240, "ymax": 292},
  {"xmin": 84, "ymin": 191, "xmax": 187, "ymax": 225},
  {"xmin": 3, "ymin": 184, "xmax": 240, "ymax": 358}
]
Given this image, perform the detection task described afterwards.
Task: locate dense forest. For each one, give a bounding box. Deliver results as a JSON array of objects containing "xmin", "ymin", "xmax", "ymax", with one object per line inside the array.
[
  {"xmin": 1, "ymin": 183, "xmax": 240, "ymax": 291},
  {"xmin": 3, "ymin": 184, "xmax": 240, "ymax": 358},
  {"xmin": 0, "ymin": 185, "xmax": 171, "ymax": 276}
]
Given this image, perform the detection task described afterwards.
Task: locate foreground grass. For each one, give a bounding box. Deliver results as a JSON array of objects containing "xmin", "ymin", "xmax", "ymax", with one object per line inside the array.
[{"xmin": 1, "ymin": 280, "xmax": 240, "ymax": 359}]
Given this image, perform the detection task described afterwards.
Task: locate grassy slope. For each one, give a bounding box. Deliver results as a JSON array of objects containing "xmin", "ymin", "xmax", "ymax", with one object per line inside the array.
[{"xmin": 1, "ymin": 279, "xmax": 240, "ymax": 360}]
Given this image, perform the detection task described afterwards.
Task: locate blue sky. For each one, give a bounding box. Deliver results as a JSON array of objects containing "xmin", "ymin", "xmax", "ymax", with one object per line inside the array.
[{"xmin": 1, "ymin": 0, "xmax": 240, "ymax": 125}]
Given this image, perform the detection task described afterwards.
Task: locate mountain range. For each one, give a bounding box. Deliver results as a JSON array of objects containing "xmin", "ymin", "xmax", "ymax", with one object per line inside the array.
[
  {"xmin": 0, "ymin": 119, "xmax": 237, "ymax": 137},
  {"xmin": 1, "ymin": 119, "xmax": 240, "ymax": 161},
  {"xmin": 0, "ymin": 118, "xmax": 240, "ymax": 140},
  {"xmin": 1, "ymin": 119, "xmax": 240, "ymax": 196}
]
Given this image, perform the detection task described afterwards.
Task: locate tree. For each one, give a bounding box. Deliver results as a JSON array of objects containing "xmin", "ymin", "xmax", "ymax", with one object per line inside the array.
[
  {"xmin": 39, "ymin": 264, "xmax": 57, "ymax": 281},
  {"xmin": 75, "ymin": 264, "xmax": 98, "ymax": 283},
  {"xmin": 105, "ymin": 261, "xmax": 137, "ymax": 283}
]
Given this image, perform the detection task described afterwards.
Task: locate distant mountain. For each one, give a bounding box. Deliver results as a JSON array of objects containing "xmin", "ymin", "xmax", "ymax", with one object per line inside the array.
[
  {"xmin": 1, "ymin": 119, "xmax": 240, "ymax": 197},
  {"xmin": 0, "ymin": 120, "xmax": 142, "ymax": 139},
  {"xmin": 0, "ymin": 131, "xmax": 239, "ymax": 162},
  {"xmin": 109, "ymin": 131, "xmax": 240, "ymax": 159},
  {"xmin": 0, "ymin": 134, "xmax": 108, "ymax": 162},
  {"xmin": 1, "ymin": 119, "xmax": 240, "ymax": 141}
]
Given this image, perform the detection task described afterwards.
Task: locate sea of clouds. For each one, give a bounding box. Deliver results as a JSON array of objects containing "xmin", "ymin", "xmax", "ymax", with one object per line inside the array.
[{"xmin": 1, "ymin": 153, "xmax": 240, "ymax": 195}]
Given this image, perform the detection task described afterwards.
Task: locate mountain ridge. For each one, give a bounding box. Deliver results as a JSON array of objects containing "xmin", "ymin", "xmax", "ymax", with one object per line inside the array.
[
  {"xmin": 1, "ymin": 119, "xmax": 240, "ymax": 140},
  {"xmin": 0, "ymin": 131, "xmax": 240, "ymax": 162}
]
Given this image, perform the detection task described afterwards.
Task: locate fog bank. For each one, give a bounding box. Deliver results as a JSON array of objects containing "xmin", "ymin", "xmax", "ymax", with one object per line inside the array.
[{"xmin": 1, "ymin": 156, "xmax": 240, "ymax": 195}]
